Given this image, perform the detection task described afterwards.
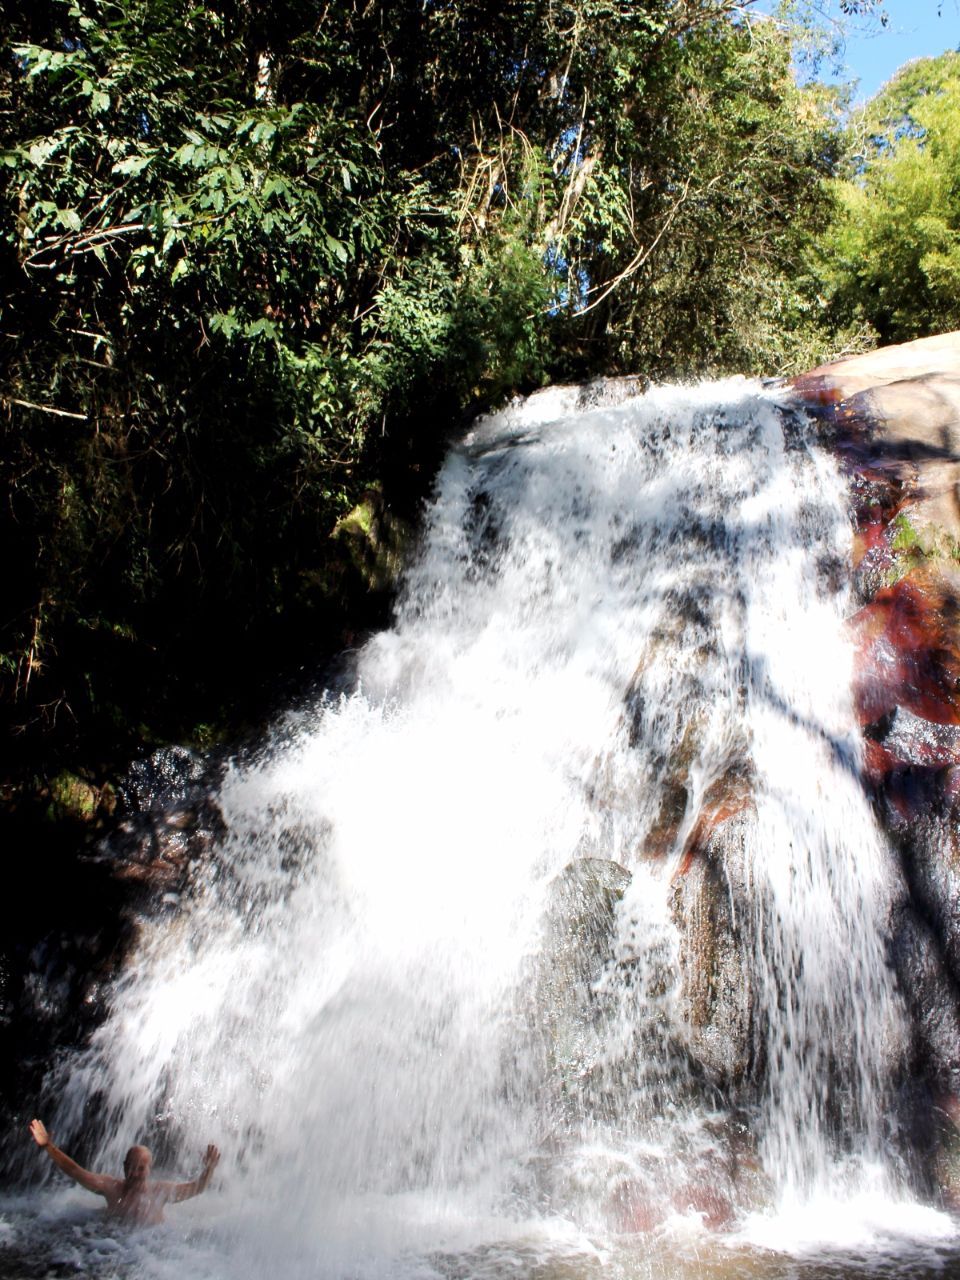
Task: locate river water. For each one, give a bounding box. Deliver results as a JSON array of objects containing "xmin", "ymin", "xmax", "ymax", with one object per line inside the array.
[{"xmin": 4, "ymin": 379, "xmax": 959, "ymax": 1278}]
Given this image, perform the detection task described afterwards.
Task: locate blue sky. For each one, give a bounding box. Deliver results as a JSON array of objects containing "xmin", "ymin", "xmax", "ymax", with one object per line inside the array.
[{"xmin": 818, "ymin": 1, "xmax": 960, "ymax": 101}]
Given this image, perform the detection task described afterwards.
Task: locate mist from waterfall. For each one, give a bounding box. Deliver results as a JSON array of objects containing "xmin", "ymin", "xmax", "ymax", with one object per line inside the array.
[{"xmin": 39, "ymin": 378, "xmax": 933, "ymax": 1278}]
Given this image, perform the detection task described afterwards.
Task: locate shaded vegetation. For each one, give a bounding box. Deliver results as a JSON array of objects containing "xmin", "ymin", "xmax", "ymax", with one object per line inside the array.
[{"xmin": 0, "ymin": 0, "xmax": 873, "ymax": 787}]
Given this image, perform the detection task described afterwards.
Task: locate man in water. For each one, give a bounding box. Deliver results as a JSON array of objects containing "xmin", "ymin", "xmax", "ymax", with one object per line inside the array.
[{"xmin": 29, "ymin": 1118, "xmax": 220, "ymax": 1225}]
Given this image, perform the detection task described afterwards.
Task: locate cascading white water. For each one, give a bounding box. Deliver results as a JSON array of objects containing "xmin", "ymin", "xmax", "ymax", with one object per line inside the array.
[{"xmin": 40, "ymin": 379, "xmax": 930, "ymax": 1277}]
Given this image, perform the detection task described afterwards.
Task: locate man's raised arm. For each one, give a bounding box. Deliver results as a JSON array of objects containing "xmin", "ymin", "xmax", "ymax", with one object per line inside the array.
[
  {"xmin": 168, "ymin": 1143, "xmax": 220, "ymax": 1203},
  {"xmin": 29, "ymin": 1119, "xmax": 118, "ymax": 1197}
]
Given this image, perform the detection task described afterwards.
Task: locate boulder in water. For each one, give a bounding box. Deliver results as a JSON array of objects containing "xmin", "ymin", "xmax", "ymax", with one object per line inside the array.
[
  {"xmin": 671, "ymin": 804, "xmax": 755, "ymax": 1089},
  {"xmin": 532, "ymin": 857, "xmax": 632, "ymax": 1090}
]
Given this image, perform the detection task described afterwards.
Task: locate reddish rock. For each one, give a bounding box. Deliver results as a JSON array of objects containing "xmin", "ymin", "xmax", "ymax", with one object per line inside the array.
[
  {"xmin": 674, "ymin": 764, "xmax": 754, "ymax": 880},
  {"xmin": 110, "ymin": 853, "xmax": 187, "ymax": 887},
  {"xmin": 610, "ymin": 1180, "xmax": 667, "ymax": 1233},
  {"xmin": 610, "ymin": 1175, "xmax": 735, "ymax": 1233},
  {"xmin": 851, "ymin": 576, "xmax": 960, "ymax": 729},
  {"xmin": 673, "ymin": 1182, "xmax": 735, "ymax": 1230},
  {"xmin": 790, "ymin": 339, "xmax": 960, "ymax": 831}
]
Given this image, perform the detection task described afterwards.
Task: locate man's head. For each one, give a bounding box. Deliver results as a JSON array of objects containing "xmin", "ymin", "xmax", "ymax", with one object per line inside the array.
[{"xmin": 123, "ymin": 1145, "xmax": 153, "ymax": 1184}]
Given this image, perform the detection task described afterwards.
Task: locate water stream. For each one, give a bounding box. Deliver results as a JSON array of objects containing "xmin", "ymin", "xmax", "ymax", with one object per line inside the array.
[{"xmin": 5, "ymin": 379, "xmax": 958, "ymax": 1279}]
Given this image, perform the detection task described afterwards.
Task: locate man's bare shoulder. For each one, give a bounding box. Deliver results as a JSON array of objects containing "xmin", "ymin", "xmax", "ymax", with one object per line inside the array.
[{"xmin": 97, "ymin": 1175, "xmax": 126, "ymax": 1201}]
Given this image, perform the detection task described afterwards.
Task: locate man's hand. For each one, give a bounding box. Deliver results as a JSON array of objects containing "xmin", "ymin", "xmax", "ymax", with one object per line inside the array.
[
  {"xmin": 29, "ymin": 1118, "xmax": 50, "ymax": 1149},
  {"xmin": 28, "ymin": 1121, "xmax": 121, "ymax": 1200},
  {"xmin": 169, "ymin": 1142, "xmax": 220, "ymax": 1202}
]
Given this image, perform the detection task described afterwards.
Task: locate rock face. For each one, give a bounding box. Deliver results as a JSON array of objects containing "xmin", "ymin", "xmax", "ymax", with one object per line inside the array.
[
  {"xmin": 792, "ymin": 337, "xmax": 960, "ymax": 802},
  {"xmin": 791, "ymin": 335, "xmax": 960, "ymax": 1198},
  {"xmin": 791, "ymin": 333, "xmax": 960, "ymax": 1030},
  {"xmin": 641, "ymin": 334, "xmax": 960, "ymax": 1201},
  {"xmin": 671, "ymin": 807, "xmax": 756, "ymax": 1089},
  {"xmin": 533, "ymin": 858, "xmax": 633, "ymax": 1103},
  {"xmin": 0, "ymin": 747, "xmax": 223, "ymax": 1170}
]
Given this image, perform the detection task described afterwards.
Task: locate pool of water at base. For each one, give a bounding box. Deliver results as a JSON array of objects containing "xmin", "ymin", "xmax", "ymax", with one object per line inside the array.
[{"xmin": 2, "ymin": 1190, "xmax": 959, "ymax": 1280}]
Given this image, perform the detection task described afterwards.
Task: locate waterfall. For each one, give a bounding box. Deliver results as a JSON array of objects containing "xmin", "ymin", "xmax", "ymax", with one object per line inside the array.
[{"xmin": 47, "ymin": 379, "xmax": 921, "ymax": 1275}]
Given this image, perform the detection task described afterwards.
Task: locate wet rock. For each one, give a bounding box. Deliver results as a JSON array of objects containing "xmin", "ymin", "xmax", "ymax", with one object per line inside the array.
[
  {"xmin": 792, "ymin": 332, "xmax": 960, "ymax": 1169},
  {"xmin": 642, "ymin": 776, "xmax": 691, "ymax": 861},
  {"xmin": 890, "ymin": 903, "xmax": 960, "ymax": 1096},
  {"xmin": 932, "ymin": 1094, "xmax": 960, "ymax": 1210},
  {"xmin": 674, "ymin": 762, "xmax": 754, "ymax": 878},
  {"xmin": 654, "ymin": 760, "xmax": 756, "ymax": 1087},
  {"xmin": 610, "ymin": 1169, "xmax": 737, "ymax": 1234},
  {"xmin": 92, "ymin": 746, "xmax": 225, "ymax": 892},
  {"xmin": 792, "ymin": 336, "xmax": 960, "ymax": 846},
  {"xmin": 0, "ymin": 743, "xmax": 225, "ymax": 1162},
  {"xmin": 866, "ymin": 706, "xmax": 960, "ymax": 770},
  {"xmin": 118, "ymin": 744, "xmax": 213, "ymax": 813},
  {"xmin": 607, "ymin": 1114, "xmax": 762, "ymax": 1233},
  {"xmin": 546, "ymin": 858, "xmax": 633, "ymax": 935},
  {"xmin": 898, "ymin": 805, "xmax": 960, "ymax": 985},
  {"xmin": 671, "ymin": 1180, "xmax": 735, "ymax": 1229},
  {"xmin": 533, "ymin": 858, "xmax": 632, "ymax": 1087},
  {"xmin": 671, "ymin": 806, "xmax": 756, "ymax": 1089},
  {"xmin": 851, "ymin": 573, "xmax": 960, "ymax": 729},
  {"xmin": 609, "ymin": 1178, "xmax": 667, "ymax": 1233},
  {"xmin": 792, "ymin": 342, "xmax": 960, "ymax": 791}
]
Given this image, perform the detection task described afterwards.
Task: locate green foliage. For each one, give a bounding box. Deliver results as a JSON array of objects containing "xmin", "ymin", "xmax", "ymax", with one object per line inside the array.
[
  {"xmin": 0, "ymin": 0, "xmax": 849, "ymax": 766},
  {"xmin": 882, "ymin": 511, "xmax": 960, "ymax": 588},
  {"xmin": 891, "ymin": 512, "xmax": 922, "ymax": 553},
  {"xmin": 560, "ymin": 16, "xmax": 847, "ymax": 378},
  {"xmin": 818, "ymin": 51, "xmax": 960, "ymax": 343}
]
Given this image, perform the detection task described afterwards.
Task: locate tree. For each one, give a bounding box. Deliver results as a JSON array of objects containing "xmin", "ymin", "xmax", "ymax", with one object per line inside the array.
[
  {"xmin": 818, "ymin": 51, "xmax": 960, "ymax": 344},
  {"xmin": 546, "ymin": 13, "xmax": 847, "ymax": 379},
  {"xmin": 1, "ymin": 0, "xmax": 847, "ymax": 771},
  {"xmin": 2, "ymin": 0, "xmax": 399, "ymax": 756}
]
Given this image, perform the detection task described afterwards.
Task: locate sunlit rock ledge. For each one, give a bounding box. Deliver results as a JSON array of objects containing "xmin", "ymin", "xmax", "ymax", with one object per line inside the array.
[
  {"xmin": 792, "ymin": 331, "xmax": 960, "ymax": 547},
  {"xmin": 790, "ymin": 333, "xmax": 960, "ymax": 763}
]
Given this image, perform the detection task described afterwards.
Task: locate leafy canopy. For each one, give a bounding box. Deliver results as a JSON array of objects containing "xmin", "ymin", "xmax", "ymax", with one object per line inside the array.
[
  {"xmin": 1, "ymin": 0, "xmax": 850, "ymax": 766},
  {"xmin": 819, "ymin": 51, "xmax": 960, "ymax": 343}
]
